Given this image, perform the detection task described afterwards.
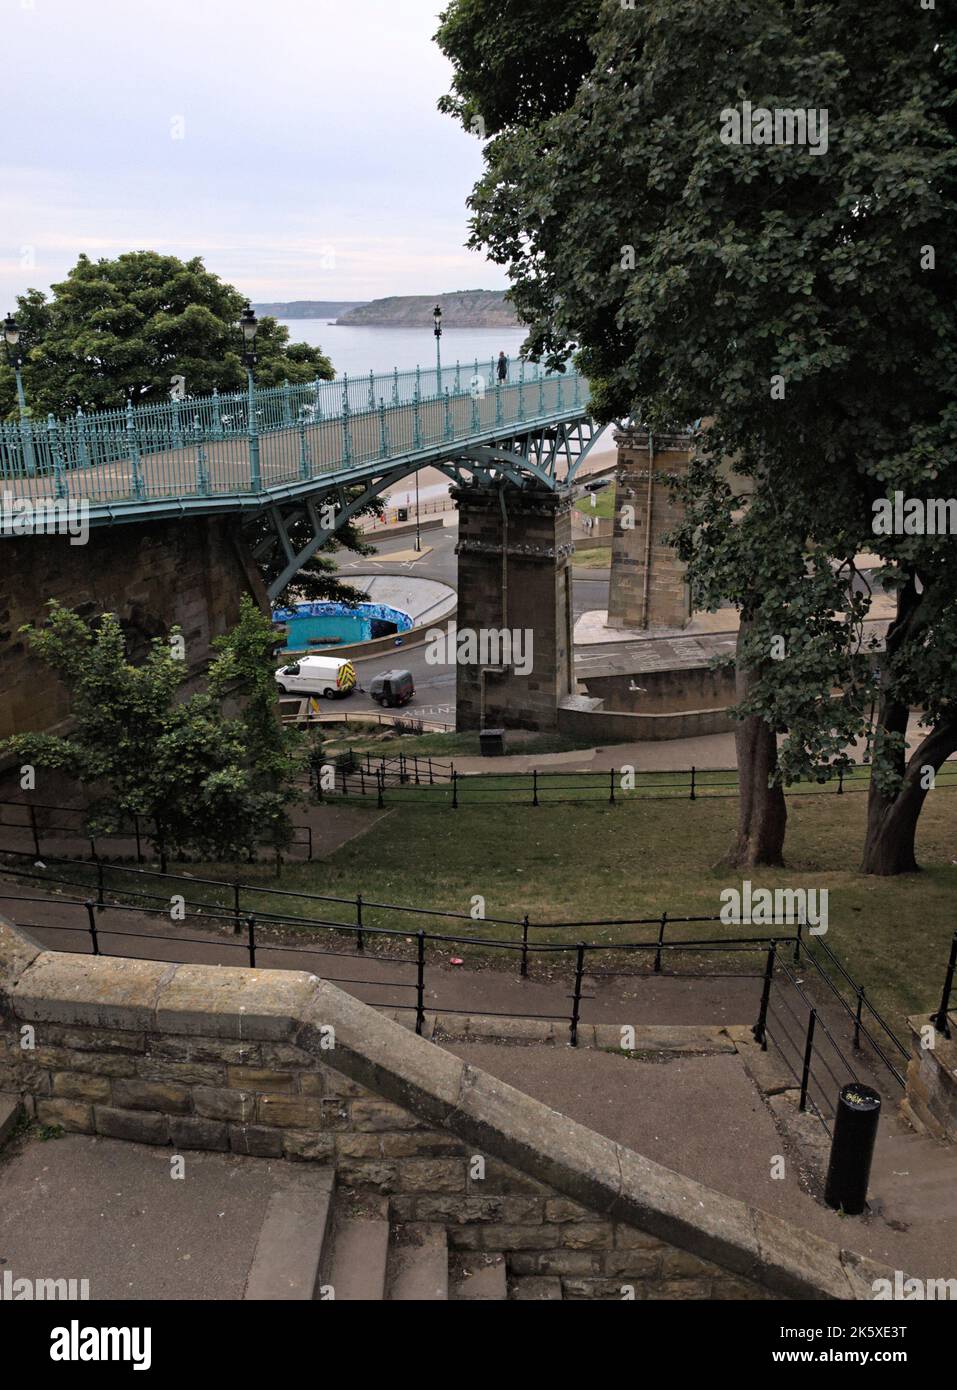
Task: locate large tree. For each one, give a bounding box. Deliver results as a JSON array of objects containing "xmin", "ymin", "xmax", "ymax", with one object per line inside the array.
[
  {"xmin": 0, "ymin": 251, "xmax": 333, "ymax": 417},
  {"xmin": 437, "ymin": 0, "xmax": 956, "ymax": 873}
]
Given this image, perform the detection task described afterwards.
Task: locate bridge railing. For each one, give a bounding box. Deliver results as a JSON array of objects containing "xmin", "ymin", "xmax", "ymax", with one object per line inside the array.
[{"xmin": 0, "ymin": 358, "xmax": 582, "ymax": 489}]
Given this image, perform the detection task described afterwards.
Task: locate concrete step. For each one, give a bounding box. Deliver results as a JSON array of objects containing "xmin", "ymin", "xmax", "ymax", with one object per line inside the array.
[
  {"xmin": 386, "ymin": 1224, "xmax": 448, "ymax": 1301},
  {"xmin": 243, "ymin": 1170, "xmax": 335, "ymax": 1300},
  {"xmin": 326, "ymin": 1218, "xmax": 390, "ymax": 1301},
  {"xmin": 869, "ymin": 1129, "xmax": 957, "ymax": 1225},
  {"xmin": 450, "ymin": 1252, "xmax": 507, "ymax": 1300},
  {"xmin": 0, "ymin": 1095, "xmax": 22, "ymax": 1150}
]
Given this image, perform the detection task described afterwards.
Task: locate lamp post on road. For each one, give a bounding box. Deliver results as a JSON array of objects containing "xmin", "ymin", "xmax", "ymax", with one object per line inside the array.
[
  {"xmin": 239, "ymin": 302, "xmax": 262, "ymax": 491},
  {"xmin": 414, "ymin": 467, "xmax": 421, "ymax": 553},
  {"xmin": 3, "ymin": 312, "xmax": 36, "ymax": 476},
  {"xmin": 433, "ymin": 304, "xmax": 442, "ymax": 394}
]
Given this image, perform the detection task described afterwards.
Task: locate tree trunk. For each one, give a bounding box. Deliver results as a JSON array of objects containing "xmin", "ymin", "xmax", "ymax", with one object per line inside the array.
[
  {"xmin": 862, "ymin": 715, "xmax": 957, "ymax": 875},
  {"xmin": 859, "ymin": 573, "xmax": 957, "ymax": 875},
  {"xmin": 722, "ymin": 623, "xmax": 787, "ymax": 868}
]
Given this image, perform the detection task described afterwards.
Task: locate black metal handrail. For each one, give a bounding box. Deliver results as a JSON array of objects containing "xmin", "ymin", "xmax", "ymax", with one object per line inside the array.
[
  {"xmin": 931, "ymin": 930, "xmax": 957, "ymax": 1038},
  {"xmin": 0, "ymin": 846, "xmax": 911, "ymax": 1102},
  {"xmin": 0, "ymin": 797, "xmax": 313, "ymax": 869},
  {"xmin": 320, "ymin": 758, "xmax": 957, "ymax": 810},
  {"xmin": 751, "ymin": 942, "xmax": 904, "ymax": 1121},
  {"xmin": 0, "ymin": 884, "xmax": 786, "ymax": 1047}
]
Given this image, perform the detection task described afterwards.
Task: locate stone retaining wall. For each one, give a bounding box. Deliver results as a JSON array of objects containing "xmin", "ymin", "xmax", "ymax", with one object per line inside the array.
[
  {"xmin": 903, "ymin": 1014, "xmax": 957, "ymax": 1143},
  {"xmin": 558, "ymin": 700, "xmax": 736, "ymax": 742},
  {"xmin": 0, "ymin": 918, "xmax": 894, "ymax": 1300},
  {"xmin": 0, "ymin": 515, "xmax": 266, "ymax": 743}
]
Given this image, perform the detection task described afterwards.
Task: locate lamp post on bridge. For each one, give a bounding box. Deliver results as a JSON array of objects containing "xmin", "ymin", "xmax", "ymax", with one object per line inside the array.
[
  {"xmin": 3, "ymin": 313, "xmax": 36, "ymax": 476},
  {"xmin": 239, "ymin": 302, "xmax": 262, "ymax": 492},
  {"xmin": 433, "ymin": 304, "xmax": 442, "ymax": 394}
]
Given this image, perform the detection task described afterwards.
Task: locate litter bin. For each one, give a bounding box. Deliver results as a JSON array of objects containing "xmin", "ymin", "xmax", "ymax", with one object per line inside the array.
[
  {"xmin": 397, "ymin": 507, "xmax": 409, "ymax": 522},
  {"xmin": 479, "ymin": 728, "xmax": 505, "ymax": 757},
  {"xmin": 824, "ymin": 1083, "xmax": 881, "ymax": 1215}
]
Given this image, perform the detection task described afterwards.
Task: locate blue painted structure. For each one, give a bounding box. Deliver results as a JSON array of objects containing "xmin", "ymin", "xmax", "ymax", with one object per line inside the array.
[{"xmin": 273, "ymin": 599, "xmax": 412, "ymax": 652}]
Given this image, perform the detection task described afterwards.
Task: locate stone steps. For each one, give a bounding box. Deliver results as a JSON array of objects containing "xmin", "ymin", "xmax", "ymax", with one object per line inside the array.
[
  {"xmin": 243, "ymin": 1170, "xmax": 335, "ymax": 1300},
  {"xmin": 386, "ymin": 1223, "xmax": 449, "ymax": 1301},
  {"xmin": 449, "ymin": 1252, "xmax": 508, "ymax": 1300},
  {"xmin": 869, "ymin": 1124, "xmax": 957, "ymax": 1225},
  {"xmin": 325, "ymin": 1217, "xmax": 390, "ymax": 1301},
  {"xmin": 243, "ymin": 1171, "xmax": 511, "ymax": 1301}
]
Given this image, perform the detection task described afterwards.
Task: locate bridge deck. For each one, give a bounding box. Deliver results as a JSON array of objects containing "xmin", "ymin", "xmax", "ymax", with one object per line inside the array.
[{"xmin": 2, "ymin": 374, "xmax": 590, "ymax": 524}]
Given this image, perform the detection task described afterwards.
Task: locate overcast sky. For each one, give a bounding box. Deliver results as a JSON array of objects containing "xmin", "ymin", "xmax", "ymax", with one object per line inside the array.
[{"xmin": 2, "ymin": 0, "xmax": 503, "ymax": 307}]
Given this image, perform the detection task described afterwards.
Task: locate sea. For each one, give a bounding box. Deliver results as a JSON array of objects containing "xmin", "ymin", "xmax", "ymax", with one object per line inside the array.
[{"xmin": 276, "ymin": 318, "xmax": 530, "ymax": 379}]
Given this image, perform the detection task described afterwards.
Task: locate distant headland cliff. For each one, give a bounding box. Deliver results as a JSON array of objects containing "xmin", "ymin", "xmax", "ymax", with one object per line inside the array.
[
  {"xmin": 336, "ymin": 290, "xmax": 518, "ymax": 328},
  {"xmin": 253, "ymin": 300, "xmax": 368, "ymax": 318}
]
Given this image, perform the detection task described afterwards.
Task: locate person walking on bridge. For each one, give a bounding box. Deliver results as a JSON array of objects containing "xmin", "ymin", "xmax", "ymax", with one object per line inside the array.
[{"xmin": 496, "ymin": 351, "xmax": 508, "ymax": 384}]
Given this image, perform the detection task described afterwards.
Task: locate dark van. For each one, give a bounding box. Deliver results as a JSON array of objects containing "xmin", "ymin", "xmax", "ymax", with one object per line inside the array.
[{"xmin": 369, "ymin": 669, "xmax": 415, "ymax": 708}]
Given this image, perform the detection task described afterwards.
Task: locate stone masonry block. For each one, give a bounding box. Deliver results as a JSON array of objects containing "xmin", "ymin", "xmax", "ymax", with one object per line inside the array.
[
  {"xmin": 226, "ymin": 1066, "xmax": 294, "ymax": 1092},
  {"xmin": 111, "ymin": 1079, "xmax": 191, "ymax": 1114},
  {"xmin": 94, "ymin": 1107, "xmax": 170, "ymax": 1146},
  {"xmin": 169, "ymin": 1116, "xmax": 230, "ymax": 1152},
  {"xmin": 155, "ymin": 965, "xmax": 320, "ymax": 1041},
  {"xmin": 193, "ymin": 1087, "xmax": 257, "ymax": 1123},
  {"xmin": 12, "ymin": 954, "xmax": 170, "ymax": 1031},
  {"xmin": 229, "ymin": 1124, "xmax": 284, "ymax": 1158},
  {"xmin": 36, "ymin": 1097, "xmax": 94, "ymax": 1133},
  {"xmin": 256, "ymin": 1094, "xmax": 346, "ymax": 1129},
  {"xmin": 51, "ymin": 1072, "xmax": 112, "ymax": 1104}
]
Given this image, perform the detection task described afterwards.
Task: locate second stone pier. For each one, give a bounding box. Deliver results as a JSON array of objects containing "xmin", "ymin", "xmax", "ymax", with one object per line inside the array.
[{"xmin": 451, "ymin": 482, "xmax": 574, "ymax": 731}]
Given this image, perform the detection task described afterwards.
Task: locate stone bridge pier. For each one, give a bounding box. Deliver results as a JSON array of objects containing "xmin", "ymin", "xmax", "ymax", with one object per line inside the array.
[
  {"xmin": 451, "ymin": 482, "xmax": 575, "ymax": 732},
  {"xmin": 607, "ymin": 428, "xmax": 694, "ymax": 631}
]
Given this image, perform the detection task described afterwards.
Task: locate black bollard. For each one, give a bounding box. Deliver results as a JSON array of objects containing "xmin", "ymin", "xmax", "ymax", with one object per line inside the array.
[{"xmin": 824, "ymin": 1083, "xmax": 881, "ymax": 1215}]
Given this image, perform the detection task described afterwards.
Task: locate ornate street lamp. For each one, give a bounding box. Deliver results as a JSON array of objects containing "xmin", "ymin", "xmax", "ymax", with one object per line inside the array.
[
  {"xmin": 239, "ymin": 303, "xmax": 261, "ymax": 491},
  {"xmin": 433, "ymin": 304, "xmax": 443, "ymax": 393},
  {"xmin": 3, "ymin": 312, "xmax": 35, "ymax": 476}
]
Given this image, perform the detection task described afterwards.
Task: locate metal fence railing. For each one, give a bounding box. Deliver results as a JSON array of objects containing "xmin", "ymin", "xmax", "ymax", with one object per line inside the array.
[
  {"xmin": 0, "ymin": 362, "xmax": 588, "ymax": 508},
  {"xmin": 751, "ymin": 944, "xmax": 908, "ymax": 1137},
  {"xmin": 314, "ymin": 757, "xmax": 957, "ymax": 808},
  {"xmin": 0, "ymin": 849, "xmax": 910, "ymax": 1120},
  {"xmin": 0, "ymin": 798, "xmax": 315, "ymax": 870}
]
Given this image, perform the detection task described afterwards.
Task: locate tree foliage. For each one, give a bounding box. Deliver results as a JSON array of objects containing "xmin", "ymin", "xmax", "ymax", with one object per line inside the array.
[
  {"xmin": 0, "ymin": 598, "xmax": 304, "ymax": 862},
  {"xmin": 438, "ymin": 0, "xmax": 956, "ymax": 872},
  {"xmin": 0, "ymin": 251, "xmax": 333, "ymax": 417}
]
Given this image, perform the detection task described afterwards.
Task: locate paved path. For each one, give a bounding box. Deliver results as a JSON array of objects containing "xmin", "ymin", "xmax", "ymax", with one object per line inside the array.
[
  {"xmin": 446, "ymin": 1042, "xmax": 957, "ymax": 1280},
  {"xmin": 0, "ymin": 1132, "xmax": 292, "ymax": 1300}
]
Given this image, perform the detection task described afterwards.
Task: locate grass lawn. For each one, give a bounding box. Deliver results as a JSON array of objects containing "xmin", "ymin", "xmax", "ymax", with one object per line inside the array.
[
  {"xmin": 81, "ymin": 773, "xmax": 957, "ymax": 1038},
  {"xmin": 574, "ymin": 488, "xmax": 616, "ymax": 519},
  {"xmin": 570, "ymin": 545, "xmax": 612, "ymax": 568}
]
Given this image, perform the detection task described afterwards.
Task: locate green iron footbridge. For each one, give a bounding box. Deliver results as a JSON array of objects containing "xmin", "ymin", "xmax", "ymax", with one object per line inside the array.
[{"xmin": 1, "ymin": 359, "xmax": 598, "ymax": 597}]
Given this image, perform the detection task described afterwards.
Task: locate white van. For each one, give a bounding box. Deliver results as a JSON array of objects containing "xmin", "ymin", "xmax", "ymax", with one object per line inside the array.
[{"xmin": 274, "ymin": 655, "xmax": 357, "ymax": 699}]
